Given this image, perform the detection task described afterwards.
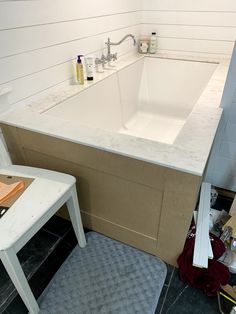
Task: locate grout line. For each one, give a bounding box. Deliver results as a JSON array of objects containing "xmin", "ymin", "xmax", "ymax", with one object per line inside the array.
[
  {"xmin": 22, "ymin": 147, "xmax": 162, "ymax": 192},
  {"xmin": 5, "ymin": 47, "xmax": 140, "ymax": 106},
  {"xmin": 0, "ymin": 37, "xmax": 137, "ymax": 85},
  {"xmin": 41, "ymin": 227, "xmax": 64, "ymax": 240},
  {"xmin": 0, "ymin": 42, "xmax": 135, "ymax": 89},
  {"xmin": 141, "ymin": 22, "xmax": 236, "ymax": 29},
  {"xmin": 164, "ymin": 37, "xmax": 234, "ymax": 43},
  {"xmin": 155, "ymin": 48, "xmax": 232, "ymax": 56},
  {"xmin": 140, "ymin": 34, "xmax": 234, "ymax": 43},
  {"xmin": 142, "ymin": 9, "xmax": 236, "ymax": 14},
  {"xmin": 9, "ymin": 78, "xmax": 72, "ymax": 105},
  {"xmin": 158, "ymin": 267, "xmax": 176, "ymax": 313},
  {"xmin": 166, "ymin": 284, "xmax": 189, "ymax": 314},
  {"xmin": 0, "ymin": 10, "xmax": 142, "ymax": 31}
]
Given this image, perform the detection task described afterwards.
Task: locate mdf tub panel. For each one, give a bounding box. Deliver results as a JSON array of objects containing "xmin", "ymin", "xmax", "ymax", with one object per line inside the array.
[
  {"xmin": 157, "ymin": 169, "xmax": 201, "ymax": 263},
  {"xmin": 1, "ymin": 124, "xmax": 202, "ymax": 265}
]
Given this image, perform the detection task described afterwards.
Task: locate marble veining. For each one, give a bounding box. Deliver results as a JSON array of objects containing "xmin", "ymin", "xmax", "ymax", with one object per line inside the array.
[{"xmin": 0, "ymin": 51, "xmax": 230, "ymax": 176}]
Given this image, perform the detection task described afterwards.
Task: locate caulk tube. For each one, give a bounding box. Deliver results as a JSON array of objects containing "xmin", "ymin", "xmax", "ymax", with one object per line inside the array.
[{"xmin": 84, "ymin": 57, "xmax": 94, "ymax": 81}]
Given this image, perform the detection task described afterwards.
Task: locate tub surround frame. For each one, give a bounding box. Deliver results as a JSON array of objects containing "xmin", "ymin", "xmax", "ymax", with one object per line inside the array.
[
  {"xmin": 1, "ymin": 125, "xmax": 201, "ymax": 266},
  {"xmin": 0, "ymin": 52, "xmax": 230, "ymax": 266}
]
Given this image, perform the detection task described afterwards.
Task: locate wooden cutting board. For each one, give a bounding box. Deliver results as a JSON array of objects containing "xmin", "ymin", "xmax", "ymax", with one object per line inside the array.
[{"xmin": 0, "ymin": 174, "xmax": 34, "ymax": 208}]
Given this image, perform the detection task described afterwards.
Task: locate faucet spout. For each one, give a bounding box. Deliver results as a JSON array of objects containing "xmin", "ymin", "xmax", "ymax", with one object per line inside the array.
[{"xmin": 107, "ymin": 34, "xmax": 136, "ymax": 47}]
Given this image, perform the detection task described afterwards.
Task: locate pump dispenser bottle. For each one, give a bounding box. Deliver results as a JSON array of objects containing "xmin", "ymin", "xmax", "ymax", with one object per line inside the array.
[{"xmin": 76, "ymin": 55, "xmax": 84, "ymax": 84}]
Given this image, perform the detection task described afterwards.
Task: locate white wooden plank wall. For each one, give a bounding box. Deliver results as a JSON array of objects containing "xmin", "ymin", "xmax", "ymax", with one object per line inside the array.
[
  {"xmin": 141, "ymin": 0, "xmax": 236, "ymax": 56},
  {"xmin": 0, "ymin": 0, "xmax": 141, "ymax": 106}
]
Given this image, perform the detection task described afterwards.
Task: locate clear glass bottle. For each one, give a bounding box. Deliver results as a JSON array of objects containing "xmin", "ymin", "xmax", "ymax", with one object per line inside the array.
[{"xmin": 149, "ymin": 32, "xmax": 157, "ymax": 54}]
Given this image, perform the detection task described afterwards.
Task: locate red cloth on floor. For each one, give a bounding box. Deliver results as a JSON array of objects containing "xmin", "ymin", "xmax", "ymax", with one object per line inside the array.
[{"xmin": 177, "ymin": 225, "xmax": 230, "ymax": 296}]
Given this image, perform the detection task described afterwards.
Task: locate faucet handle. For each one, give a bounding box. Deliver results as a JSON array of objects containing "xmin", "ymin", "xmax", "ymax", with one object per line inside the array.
[
  {"xmin": 111, "ymin": 53, "xmax": 117, "ymax": 61},
  {"xmin": 95, "ymin": 57, "xmax": 101, "ymax": 65},
  {"xmin": 100, "ymin": 54, "xmax": 107, "ymax": 67}
]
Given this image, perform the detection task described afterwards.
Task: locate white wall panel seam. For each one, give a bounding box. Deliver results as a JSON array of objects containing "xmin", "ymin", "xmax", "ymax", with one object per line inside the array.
[
  {"xmin": 0, "ymin": 22, "xmax": 140, "ymax": 60},
  {"xmin": 0, "ymin": 10, "xmax": 142, "ymax": 32}
]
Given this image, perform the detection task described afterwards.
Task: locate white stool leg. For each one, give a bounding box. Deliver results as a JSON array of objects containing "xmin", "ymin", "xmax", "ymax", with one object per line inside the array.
[
  {"xmin": 1, "ymin": 248, "xmax": 39, "ymax": 314},
  {"xmin": 66, "ymin": 185, "xmax": 86, "ymax": 248}
]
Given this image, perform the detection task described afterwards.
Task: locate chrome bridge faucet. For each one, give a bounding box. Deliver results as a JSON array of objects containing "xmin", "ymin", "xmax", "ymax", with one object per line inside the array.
[
  {"xmin": 95, "ymin": 34, "xmax": 136, "ymax": 72},
  {"xmin": 105, "ymin": 34, "xmax": 136, "ymax": 62}
]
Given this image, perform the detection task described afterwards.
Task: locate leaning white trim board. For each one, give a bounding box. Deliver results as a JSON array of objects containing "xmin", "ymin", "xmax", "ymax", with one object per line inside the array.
[
  {"xmin": 193, "ymin": 182, "xmax": 211, "ymax": 268},
  {"xmin": 193, "ymin": 210, "xmax": 213, "ymax": 260}
]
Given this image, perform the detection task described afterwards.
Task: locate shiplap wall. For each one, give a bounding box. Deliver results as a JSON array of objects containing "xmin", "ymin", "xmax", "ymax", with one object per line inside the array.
[
  {"xmin": 141, "ymin": 0, "xmax": 236, "ymax": 57},
  {"xmin": 0, "ymin": 0, "xmax": 141, "ymax": 106},
  {"xmin": 1, "ymin": 0, "xmax": 236, "ymax": 191},
  {"xmin": 141, "ymin": 0, "xmax": 236, "ymax": 191}
]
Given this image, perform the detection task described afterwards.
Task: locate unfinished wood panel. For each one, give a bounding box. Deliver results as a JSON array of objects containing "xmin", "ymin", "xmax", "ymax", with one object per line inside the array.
[
  {"xmin": 157, "ymin": 169, "xmax": 201, "ymax": 265},
  {"xmin": 1, "ymin": 124, "xmax": 202, "ymax": 266},
  {"xmin": 23, "ymin": 148, "xmax": 162, "ymax": 238},
  {"xmin": 54, "ymin": 206, "xmax": 157, "ymax": 254},
  {"xmin": 9, "ymin": 126, "xmax": 166, "ymax": 190},
  {"xmin": 81, "ymin": 212, "xmax": 157, "ymax": 255}
]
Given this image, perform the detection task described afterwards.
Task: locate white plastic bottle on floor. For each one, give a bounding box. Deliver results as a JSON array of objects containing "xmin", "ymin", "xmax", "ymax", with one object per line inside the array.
[{"xmin": 149, "ymin": 32, "xmax": 157, "ymax": 54}]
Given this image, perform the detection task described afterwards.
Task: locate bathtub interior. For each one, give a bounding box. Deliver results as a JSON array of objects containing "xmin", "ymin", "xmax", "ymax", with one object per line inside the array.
[{"xmin": 45, "ymin": 57, "xmax": 217, "ymax": 144}]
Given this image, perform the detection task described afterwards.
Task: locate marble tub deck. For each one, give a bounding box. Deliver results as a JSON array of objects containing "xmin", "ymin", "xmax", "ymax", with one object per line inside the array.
[{"xmin": 0, "ymin": 51, "xmax": 230, "ymax": 177}]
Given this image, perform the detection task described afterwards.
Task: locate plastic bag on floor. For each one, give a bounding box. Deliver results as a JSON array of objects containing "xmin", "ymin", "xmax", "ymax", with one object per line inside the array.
[{"xmin": 177, "ymin": 225, "xmax": 230, "ymax": 296}]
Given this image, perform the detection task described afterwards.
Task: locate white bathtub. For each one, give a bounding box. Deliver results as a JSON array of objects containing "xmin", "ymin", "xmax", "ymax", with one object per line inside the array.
[{"xmin": 45, "ymin": 57, "xmax": 217, "ymax": 144}]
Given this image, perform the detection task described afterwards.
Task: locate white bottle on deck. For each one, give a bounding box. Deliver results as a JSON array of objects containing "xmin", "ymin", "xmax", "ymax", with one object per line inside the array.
[{"xmin": 149, "ymin": 32, "xmax": 157, "ymax": 54}]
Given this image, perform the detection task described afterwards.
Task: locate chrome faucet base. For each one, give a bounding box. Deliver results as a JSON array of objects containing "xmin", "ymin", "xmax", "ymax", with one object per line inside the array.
[
  {"xmin": 97, "ymin": 34, "xmax": 136, "ymax": 72},
  {"xmin": 105, "ymin": 34, "xmax": 136, "ymax": 64}
]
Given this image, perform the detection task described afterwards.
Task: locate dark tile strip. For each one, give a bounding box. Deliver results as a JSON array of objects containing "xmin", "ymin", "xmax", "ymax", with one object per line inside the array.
[
  {"xmin": 155, "ymin": 265, "xmax": 176, "ymax": 313},
  {"xmin": 165, "ymin": 284, "xmax": 189, "ymax": 314}
]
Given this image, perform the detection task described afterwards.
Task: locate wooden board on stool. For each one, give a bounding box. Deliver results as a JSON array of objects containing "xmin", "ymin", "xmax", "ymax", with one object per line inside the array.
[{"xmin": 0, "ymin": 174, "xmax": 34, "ymax": 208}]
